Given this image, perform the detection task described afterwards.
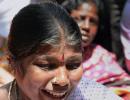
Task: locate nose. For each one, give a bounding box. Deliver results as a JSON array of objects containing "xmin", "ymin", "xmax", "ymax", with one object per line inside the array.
[
  {"xmin": 52, "ymin": 67, "xmax": 69, "ymax": 91},
  {"xmin": 81, "ymin": 19, "xmax": 90, "ymax": 33},
  {"xmin": 55, "ymin": 67, "xmax": 69, "ymax": 86}
]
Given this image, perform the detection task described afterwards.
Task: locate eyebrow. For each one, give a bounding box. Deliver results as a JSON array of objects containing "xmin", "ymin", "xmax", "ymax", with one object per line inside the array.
[
  {"xmin": 35, "ymin": 55, "xmax": 82, "ymax": 63},
  {"xmin": 65, "ymin": 55, "xmax": 82, "ymax": 63}
]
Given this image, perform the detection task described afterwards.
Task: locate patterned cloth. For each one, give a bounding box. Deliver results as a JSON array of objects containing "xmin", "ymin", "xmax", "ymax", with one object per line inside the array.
[
  {"xmin": 82, "ymin": 44, "xmax": 130, "ymax": 99},
  {"xmin": 83, "ymin": 45, "xmax": 130, "ymax": 84},
  {"xmin": 68, "ymin": 77, "xmax": 122, "ymax": 100}
]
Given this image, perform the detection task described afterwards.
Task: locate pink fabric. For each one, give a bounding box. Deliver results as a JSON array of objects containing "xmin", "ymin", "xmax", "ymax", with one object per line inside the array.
[
  {"xmin": 83, "ymin": 45, "xmax": 130, "ymax": 84},
  {"xmin": 125, "ymin": 58, "xmax": 130, "ymax": 73}
]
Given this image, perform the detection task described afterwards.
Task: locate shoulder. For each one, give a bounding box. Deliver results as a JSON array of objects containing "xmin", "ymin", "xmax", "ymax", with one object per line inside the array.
[
  {"xmin": 88, "ymin": 45, "xmax": 117, "ymax": 64},
  {"xmin": 0, "ymin": 83, "xmax": 11, "ymax": 100},
  {"xmin": 0, "ymin": 88, "xmax": 8, "ymax": 100},
  {"xmin": 94, "ymin": 45, "xmax": 116, "ymax": 59},
  {"xmin": 95, "ymin": 45, "xmax": 112, "ymax": 54},
  {"xmin": 68, "ymin": 77, "xmax": 122, "ymax": 100}
]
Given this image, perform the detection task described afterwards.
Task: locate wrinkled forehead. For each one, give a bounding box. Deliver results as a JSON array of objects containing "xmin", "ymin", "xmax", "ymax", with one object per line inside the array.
[{"xmin": 25, "ymin": 42, "xmax": 82, "ymax": 63}]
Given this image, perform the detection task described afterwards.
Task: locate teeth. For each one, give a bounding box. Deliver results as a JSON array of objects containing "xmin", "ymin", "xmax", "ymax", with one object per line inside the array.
[
  {"xmin": 45, "ymin": 89, "xmax": 66, "ymax": 97},
  {"xmin": 82, "ymin": 36, "xmax": 89, "ymax": 40}
]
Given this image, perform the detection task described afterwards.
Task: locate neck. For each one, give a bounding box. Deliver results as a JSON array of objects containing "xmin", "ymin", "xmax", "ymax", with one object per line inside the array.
[
  {"xmin": 83, "ymin": 45, "xmax": 94, "ymax": 61},
  {"xmin": 17, "ymin": 85, "xmax": 30, "ymax": 100},
  {"xmin": 9, "ymin": 80, "xmax": 30, "ymax": 100}
]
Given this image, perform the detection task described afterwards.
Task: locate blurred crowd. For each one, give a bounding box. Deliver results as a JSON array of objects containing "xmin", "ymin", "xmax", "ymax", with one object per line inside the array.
[{"xmin": 0, "ymin": 0, "xmax": 130, "ymax": 99}]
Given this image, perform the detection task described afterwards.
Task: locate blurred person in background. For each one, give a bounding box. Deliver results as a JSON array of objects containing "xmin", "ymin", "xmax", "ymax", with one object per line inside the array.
[{"xmin": 62, "ymin": 0, "xmax": 130, "ymax": 99}]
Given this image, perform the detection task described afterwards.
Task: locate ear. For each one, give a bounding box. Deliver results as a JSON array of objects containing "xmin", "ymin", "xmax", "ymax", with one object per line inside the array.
[
  {"xmin": 8, "ymin": 55, "xmax": 25, "ymax": 77},
  {"xmin": 7, "ymin": 56, "xmax": 16, "ymax": 76},
  {"xmin": 8, "ymin": 56, "xmax": 16, "ymax": 69}
]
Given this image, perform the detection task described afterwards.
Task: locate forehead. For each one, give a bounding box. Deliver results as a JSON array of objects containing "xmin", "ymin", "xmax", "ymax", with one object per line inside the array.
[
  {"xmin": 23, "ymin": 44, "xmax": 82, "ymax": 63},
  {"xmin": 76, "ymin": 3, "xmax": 98, "ymax": 16},
  {"xmin": 36, "ymin": 44, "xmax": 82, "ymax": 56}
]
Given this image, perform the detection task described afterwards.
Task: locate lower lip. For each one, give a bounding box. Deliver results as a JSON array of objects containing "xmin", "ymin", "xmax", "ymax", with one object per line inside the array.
[{"xmin": 41, "ymin": 89, "xmax": 67, "ymax": 99}]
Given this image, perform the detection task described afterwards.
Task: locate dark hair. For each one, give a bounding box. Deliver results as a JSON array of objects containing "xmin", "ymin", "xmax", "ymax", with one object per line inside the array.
[
  {"xmin": 62, "ymin": 0, "xmax": 99, "ymax": 14},
  {"xmin": 8, "ymin": 2, "xmax": 82, "ymax": 60}
]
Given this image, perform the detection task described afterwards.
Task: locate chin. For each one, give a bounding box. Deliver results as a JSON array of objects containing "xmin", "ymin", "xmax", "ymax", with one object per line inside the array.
[{"xmin": 82, "ymin": 42, "xmax": 89, "ymax": 48}]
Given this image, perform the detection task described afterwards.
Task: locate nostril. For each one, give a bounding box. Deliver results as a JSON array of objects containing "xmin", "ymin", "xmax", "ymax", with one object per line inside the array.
[{"xmin": 52, "ymin": 83, "xmax": 69, "ymax": 92}]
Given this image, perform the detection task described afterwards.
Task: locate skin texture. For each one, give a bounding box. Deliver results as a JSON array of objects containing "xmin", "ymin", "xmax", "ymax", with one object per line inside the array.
[
  {"xmin": 0, "ymin": 89, "xmax": 8, "ymax": 100},
  {"xmin": 70, "ymin": 3, "xmax": 99, "ymax": 47},
  {"xmin": 13, "ymin": 44, "xmax": 83, "ymax": 100}
]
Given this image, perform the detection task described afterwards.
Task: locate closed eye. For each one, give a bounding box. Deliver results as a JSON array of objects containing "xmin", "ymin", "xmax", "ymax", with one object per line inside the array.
[
  {"xmin": 66, "ymin": 63, "xmax": 81, "ymax": 70},
  {"xmin": 34, "ymin": 63, "xmax": 57, "ymax": 71},
  {"xmin": 73, "ymin": 16, "xmax": 80, "ymax": 22},
  {"xmin": 80, "ymin": 15, "xmax": 86, "ymax": 21},
  {"xmin": 90, "ymin": 18, "xmax": 98, "ymax": 25}
]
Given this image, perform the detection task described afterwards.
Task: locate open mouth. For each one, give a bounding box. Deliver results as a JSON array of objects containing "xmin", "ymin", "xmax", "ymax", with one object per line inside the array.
[
  {"xmin": 82, "ymin": 35, "xmax": 89, "ymax": 41},
  {"xmin": 41, "ymin": 89, "xmax": 67, "ymax": 99}
]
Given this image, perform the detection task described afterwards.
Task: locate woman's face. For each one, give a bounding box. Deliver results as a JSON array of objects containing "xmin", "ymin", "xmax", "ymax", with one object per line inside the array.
[
  {"xmin": 14, "ymin": 44, "xmax": 83, "ymax": 100},
  {"xmin": 71, "ymin": 3, "xmax": 99, "ymax": 47}
]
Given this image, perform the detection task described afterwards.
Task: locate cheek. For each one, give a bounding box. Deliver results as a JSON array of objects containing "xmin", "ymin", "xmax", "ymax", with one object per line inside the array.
[
  {"xmin": 91, "ymin": 26, "xmax": 98, "ymax": 35},
  {"xmin": 22, "ymin": 67, "xmax": 53, "ymax": 90},
  {"xmin": 16, "ymin": 65, "xmax": 57, "ymax": 99},
  {"xmin": 90, "ymin": 27, "xmax": 98, "ymax": 40},
  {"xmin": 69, "ymin": 66, "xmax": 83, "ymax": 85}
]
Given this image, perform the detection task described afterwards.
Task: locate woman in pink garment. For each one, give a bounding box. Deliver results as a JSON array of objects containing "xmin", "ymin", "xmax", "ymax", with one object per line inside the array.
[{"xmin": 62, "ymin": 0, "xmax": 130, "ymax": 99}]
